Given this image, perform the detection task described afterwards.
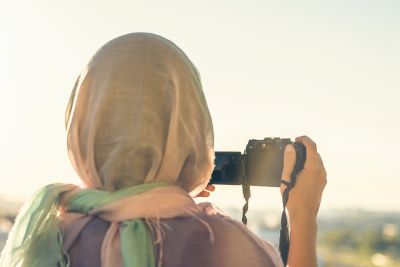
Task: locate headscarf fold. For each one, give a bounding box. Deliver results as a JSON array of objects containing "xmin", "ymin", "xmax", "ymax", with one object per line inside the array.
[{"xmin": 1, "ymin": 32, "xmax": 215, "ymax": 267}]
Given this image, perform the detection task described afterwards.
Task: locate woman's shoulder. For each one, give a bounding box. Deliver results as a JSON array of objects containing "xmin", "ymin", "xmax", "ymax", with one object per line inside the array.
[
  {"xmin": 197, "ymin": 202, "xmax": 280, "ymax": 250},
  {"xmin": 155, "ymin": 202, "xmax": 283, "ymax": 267}
]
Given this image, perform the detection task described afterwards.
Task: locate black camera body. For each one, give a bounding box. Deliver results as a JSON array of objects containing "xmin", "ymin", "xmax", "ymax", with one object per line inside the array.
[{"xmin": 210, "ymin": 137, "xmax": 306, "ymax": 187}]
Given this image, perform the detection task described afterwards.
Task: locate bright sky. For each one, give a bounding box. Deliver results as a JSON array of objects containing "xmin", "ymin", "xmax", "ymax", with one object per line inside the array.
[{"xmin": 0, "ymin": 0, "xmax": 399, "ymax": 212}]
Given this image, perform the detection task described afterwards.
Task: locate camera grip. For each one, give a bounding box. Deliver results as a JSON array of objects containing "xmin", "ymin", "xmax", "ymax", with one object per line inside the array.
[{"xmin": 290, "ymin": 142, "xmax": 306, "ymax": 187}]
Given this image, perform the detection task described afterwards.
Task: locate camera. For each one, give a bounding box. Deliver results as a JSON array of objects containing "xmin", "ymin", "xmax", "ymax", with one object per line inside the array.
[{"xmin": 210, "ymin": 137, "xmax": 306, "ymax": 187}]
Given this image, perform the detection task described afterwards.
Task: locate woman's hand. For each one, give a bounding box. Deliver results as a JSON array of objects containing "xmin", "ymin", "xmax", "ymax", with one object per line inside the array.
[
  {"xmin": 195, "ymin": 184, "xmax": 215, "ymax": 197},
  {"xmin": 280, "ymin": 135, "xmax": 327, "ymax": 222},
  {"xmin": 280, "ymin": 135, "xmax": 327, "ymax": 267}
]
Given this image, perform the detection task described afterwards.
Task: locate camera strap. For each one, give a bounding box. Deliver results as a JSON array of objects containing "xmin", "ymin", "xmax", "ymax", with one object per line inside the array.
[
  {"xmin": 241, "ymin": 173, "xmax": 294, "ymax": 265},
  {"xmin": 241, "ymin": 179, "xmax": 251, "ymax": 225},
  {"xmin": 279, "ymin": 177, "xmax": 294, "ymax": 265}
]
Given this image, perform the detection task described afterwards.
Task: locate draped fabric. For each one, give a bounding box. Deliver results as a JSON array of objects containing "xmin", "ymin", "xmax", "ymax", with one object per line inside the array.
[
  {"xmin": 1, "ymin": 182, "xmax": 197, "ymax": 267},
  {"xmin": 0, "ymin": 184, "xmax": 75, "ymax": 267}
]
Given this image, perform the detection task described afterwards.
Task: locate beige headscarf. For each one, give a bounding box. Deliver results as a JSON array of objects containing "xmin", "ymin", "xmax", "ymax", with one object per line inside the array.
[{"xmin": 65, "ymin": 32, "xmax": 214, "ymax": 197}]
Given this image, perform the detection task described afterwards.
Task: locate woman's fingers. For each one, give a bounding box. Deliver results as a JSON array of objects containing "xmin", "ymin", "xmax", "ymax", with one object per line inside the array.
[
  {"xmin": 295, "ymin": 135, "xmax": 319, "ymax": 170},
  {"xmin": 295, "ymin": 136, "xmax": 327, "ymax": 186},
  {"xmin": 317, "ymin": 153, "xmax": 328, "ymax": 183},
  {"xmin": 206, "ymin": 184, "xmax": 215, "ymax": 192},
  {"xmin": 197, "ymin": 191, "xmax": 211, "ymax": 197},
  {"xmin": 295, "ymin": 135, "xmax": 317, "ymax": 153},
  {"xmin": 196, "ymin": 184, "xmax": 215, "ymax": 198}
]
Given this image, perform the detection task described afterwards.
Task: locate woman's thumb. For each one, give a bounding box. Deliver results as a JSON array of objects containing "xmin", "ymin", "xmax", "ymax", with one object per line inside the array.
[{"xmin": 280, "ymin": 144, "xmax": 296, "ymax": 195}]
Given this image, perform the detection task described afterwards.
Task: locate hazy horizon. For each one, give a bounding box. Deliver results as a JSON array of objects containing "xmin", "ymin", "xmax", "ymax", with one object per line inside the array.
[{"xmin": 1, "ymin": 1, "xmax": 399, "ymax": 212}]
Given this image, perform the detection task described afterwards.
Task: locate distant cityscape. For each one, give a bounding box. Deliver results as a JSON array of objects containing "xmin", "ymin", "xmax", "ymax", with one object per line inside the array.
[{"xmin": 1, "ymin": 199, "xmax": 399, "ymax": 266}]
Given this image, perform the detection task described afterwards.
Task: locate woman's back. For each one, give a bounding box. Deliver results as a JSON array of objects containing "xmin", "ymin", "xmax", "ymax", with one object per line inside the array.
[{"xmin": 68, "ymin": 213, "xmax": 278, "ymax": 267}]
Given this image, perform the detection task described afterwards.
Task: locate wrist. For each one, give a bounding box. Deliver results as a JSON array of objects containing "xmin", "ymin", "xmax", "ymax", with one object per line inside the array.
[
  {"xmin": 287, "ymin": 216, "xmax": 318, "ymax": 267},
  {"xmin": 288, "ymin": 212, "xmax": 318, "ymax": 230}
]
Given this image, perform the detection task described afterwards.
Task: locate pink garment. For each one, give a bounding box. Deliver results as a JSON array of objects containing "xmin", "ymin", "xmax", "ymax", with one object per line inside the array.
[
  {"xmin": 61, "ymin": 185, "xmax": 208, "ymax": 266},
  {"xmin": 65, "ymin": 203, "xmax": 283, "ymax": 267}
]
